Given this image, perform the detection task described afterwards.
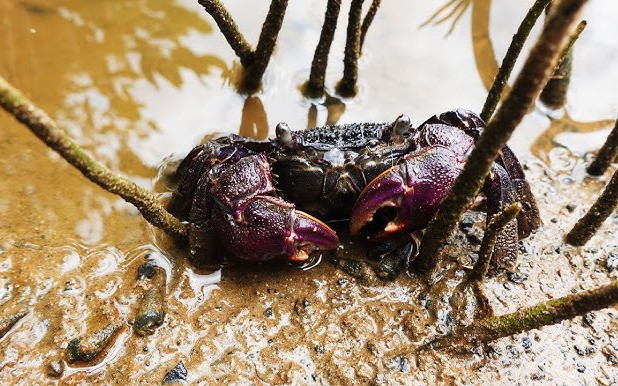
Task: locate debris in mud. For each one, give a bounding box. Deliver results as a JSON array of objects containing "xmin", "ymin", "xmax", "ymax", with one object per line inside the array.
[
  {"xmin": 46, "ymin": 360, "xmax": 64, "ymax": 378},
  {"xmin": 134, "ymin": 262, "xmax": 166, "ymax": 336},
  {"xmin": 0, "ymin": 310, "xmax": 27, "ymax": 339},
  {"xmin": 66, "ymin": 323, "xmax": 122, "ymax": 363},
  {"xmin": 606, "ymin": 253, "xmax": 618, "ymax": 273},
  {"xmin": 162, "ymin": 361, "xmax": 187, "ymax": 384},
  {"xmin": 374, "ymin": 243, "xmax": 411, "ymax": 280},
  {"xmin": 293, "ymin": 298, "xmax": 312, "ymax": 318},
  {"xmin": 136, "ymin": 261, "xmax": 158, "ymax": 280},
  {"xmin": 507, "ymin": 271, "xmax": 529, "ymax": 284},
  {"xmin": 331, "ymin": 257, "xmax": 378, "ymax": 285}
]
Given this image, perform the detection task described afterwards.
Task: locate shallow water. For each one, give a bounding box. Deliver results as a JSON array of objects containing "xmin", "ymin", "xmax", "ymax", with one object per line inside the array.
[{"xmin": 1, "ymin": 0, "xmax": 618, "ymax": 384}]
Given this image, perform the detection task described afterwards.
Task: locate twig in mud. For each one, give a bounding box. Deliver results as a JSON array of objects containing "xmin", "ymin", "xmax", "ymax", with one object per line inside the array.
[
  {"xmin": 305, "ymin": 0, "xmax": 342, "ymax": 98},
  {"xmin": 0, "ymin": 76, "xmax": 189, "ymax": 240},
  {"xmin": 469, "ymin": 203, "xmax": 522, "ymax": 282},
  {"xmin": 424, "ymin": 280, "xmax": 618, "ymax": 350},
  {"xmin": 242, "ymin": 0, "xmax": 289, "ymax": 91},
  {"xmin": 360, "ymin": 0, "xmax": 381, "ymax": 52},
  {"xmin": 0, "ymin": 310, "xmax": 27, "ymax": 339},
  {"xmin": 197, "ymin": 0, "xmax": 254, "ymax": 67},
  {"xmin": 336, "ymin": 0, "xmax": 364, "ymax": 97},
  {"xmin": 587, "ymin": 118, "xmax": 618, "ymax": 176},
  {"xmin": 540, "ymin": 20, "xmax": 587, "ymax": 109},
  {"xmin": 480, "ymin": 0, "xmax": 551, "ymax": 123},
  {"xmin": 565, "ymin": 169, "xmax": 618, "ymax": 246},
  {"xmin": 415, "ymin": 0, "xmax": 589, "ymax": 275}
]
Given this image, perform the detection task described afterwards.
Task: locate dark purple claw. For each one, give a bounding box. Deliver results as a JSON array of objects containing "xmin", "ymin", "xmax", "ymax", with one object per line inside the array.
[
  {"xmin": 350, "ymin": 146, "xmax": 463, "ymax": 238},
  {"xmin": 215, "ymin": 197, "xmax": 339, "ymax": 262}
]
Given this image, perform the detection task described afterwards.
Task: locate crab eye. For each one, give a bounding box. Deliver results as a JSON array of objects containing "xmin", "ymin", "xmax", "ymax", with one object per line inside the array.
[
  {"xmin": 276, "ymin": 122, "xmax": 293, "ymax": 147},
  {"xmin": 393, "ymin": 114, "xmax": 411, "ymax": 136},
  {"xmin": 275, "ymin": 122, "xmax": 292, "ymax": 147}
]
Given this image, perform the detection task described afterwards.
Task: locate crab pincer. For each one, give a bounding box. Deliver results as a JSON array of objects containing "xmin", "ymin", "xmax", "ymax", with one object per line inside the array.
[
  {"xmin": 349, "ymin": 146, "xmax": 463, "ymax": 238},
  {"xmin": 192, "ymin": 154, "xmax": 339, "ymax": 265},
  {"xmin": 215, "ymin": 196, "xmax": 339, "ymax": 262}
]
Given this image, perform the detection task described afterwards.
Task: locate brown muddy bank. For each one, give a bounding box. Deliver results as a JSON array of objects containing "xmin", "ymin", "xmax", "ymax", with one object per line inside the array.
[{"xmin": 1, "ymin": 0, "xmax": 617, "ymax": 384}]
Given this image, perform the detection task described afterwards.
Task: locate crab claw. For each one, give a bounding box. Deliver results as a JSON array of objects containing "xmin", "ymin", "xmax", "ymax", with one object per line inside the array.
[
  {"xmin": 350, "ymin": 146, "xmax": 462, "ymax": 238},
  {"xmin": 216, "ymin": 196, "xmax": 339, "ymax": 262}
]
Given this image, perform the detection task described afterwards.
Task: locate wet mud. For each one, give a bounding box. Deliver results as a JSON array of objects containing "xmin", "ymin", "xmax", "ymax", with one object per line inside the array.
[{"xmin": 1, "ymin": 0, "xmax": 617, "ymax": 384}]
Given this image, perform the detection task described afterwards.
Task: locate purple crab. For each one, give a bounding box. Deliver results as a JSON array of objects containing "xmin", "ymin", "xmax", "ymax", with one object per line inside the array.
[{"xmin": 168, "ymin": 109, "xmax": 540, "ymax": 269}]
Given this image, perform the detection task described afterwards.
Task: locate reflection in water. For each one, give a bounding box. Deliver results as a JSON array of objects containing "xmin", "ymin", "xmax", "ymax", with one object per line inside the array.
[
  {"xmin": 239, "ymin": 96, "xmax": 269, "ymax": 139},
  {"xmin": 307, "ymin": 103, "xmax": 318, "ymax": 128},
  {"xmin": 421, "ymin": 0, "xmax": 502, "ymax": 95},
  {"xmin": 1, "ymin": 0, "xmax": 225, "ymax": 174},
  {"xmin": 306, "ymin": 94, "xmax": 347, "ymax": 129},
  {"xmin": 421, "ymin": 0, "xmax": 472, "ymax": 35},
  {"xmin": 422, "ymin": 0, "xmax": 500, "ymax": 92},
  {"xmin": 531, "ymin": 113, "xmax": 615, "ymax": 161},
  {"xmin": 470, "ymin": 0, "xmax": 501, "ymax": 92}
]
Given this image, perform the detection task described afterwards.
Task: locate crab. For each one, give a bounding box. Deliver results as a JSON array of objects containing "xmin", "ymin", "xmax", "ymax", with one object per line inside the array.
[{"xmin": 167, "ymin": 109, "xmax": 540, "ymax": 270}]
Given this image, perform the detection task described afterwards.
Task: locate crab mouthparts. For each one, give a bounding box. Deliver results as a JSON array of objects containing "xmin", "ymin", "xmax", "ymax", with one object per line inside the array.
[{"xmin": 289, "ymin": 242, "xmax": 318, "ymax": 261}]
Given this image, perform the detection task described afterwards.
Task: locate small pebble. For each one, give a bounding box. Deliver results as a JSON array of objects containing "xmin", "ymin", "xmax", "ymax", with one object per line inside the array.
[
  {"xmin": 566, "ymin": 203, "xmax": 577, "ymax": 212},
  {"xmin": 459, "ymin": 217, "xmax": 475, "ymax": 230},
  {"xmin": 294, "ymin": 298, "xmax": 312, "ymax": 318},
  {"xmin": 507, "ymin": 345, "xmax": 520, "ymax": 358},
  {"xmin": 136, "ymin": 261, "xmax": 157, "ymax": 281},
  {"xmin": 583, "ymin": 312, "xmax": 595, "ymax": 327},
  {"xmin": 521, "ymin": 336, "xmax": 532, "ymax": 352},
  {"xmin": 507, "ymin": 271, "xmax": 529, "ymax": 284},
  {"xmin": 389, "ymin": 355, "xmax": 409, "ymax": 373},
  {"xmin": 606, "ymin": 253, "xmax": 618, "ymax": 272},
  {"xmin": 46, "ymin": 360, "xmax": 64, "ymax": 378},
  {"xmin": 163, "ymin": 361, "xmax": 187, "ymax": 384}
]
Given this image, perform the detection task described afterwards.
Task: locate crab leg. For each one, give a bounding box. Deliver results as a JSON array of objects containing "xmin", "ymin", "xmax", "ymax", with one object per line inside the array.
[
  {"xmin": 497, "ymin": 146, "xmax": 542, "ymax": 238},
  {"xmin": 483, "ymin": 163, "xmax": 519, "ymax": 271}
]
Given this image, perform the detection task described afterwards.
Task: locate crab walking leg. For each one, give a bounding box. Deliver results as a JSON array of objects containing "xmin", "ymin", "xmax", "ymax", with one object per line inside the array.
[
  {"xmin": 483, "ymin": 163, "xmax": 519, "ymax": 271},
  {"xmin": 350, "ymin": 146, "xmax": 464, "ymax": 237},
  {"xmin": 168, "ymin": 144, "xmax": 214, "ymax": 219},
  {"xmin": 496, "ymin": 146, "xmax": 542, "ymax": 239},
  {"xmin": 187, "ymin": 172, "xmax": 223, "ymax": 268}
]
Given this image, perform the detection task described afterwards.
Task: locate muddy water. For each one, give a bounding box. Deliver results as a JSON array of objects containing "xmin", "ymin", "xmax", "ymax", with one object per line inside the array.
[{"xmin": 1, "ymin": 0, "xmax": 618, "ymax": 384}]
